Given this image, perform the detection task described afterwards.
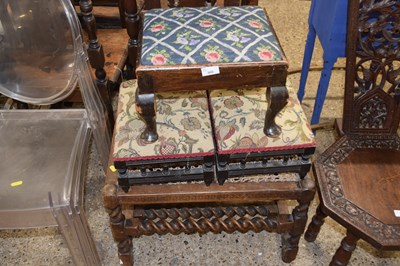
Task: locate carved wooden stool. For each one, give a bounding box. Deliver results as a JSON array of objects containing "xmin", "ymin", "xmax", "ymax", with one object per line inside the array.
[
  {"xmin": 209, "ymin": 86, "xmax": 315, "ymax": 184},
  {"xmin": 131, "ymin": 4, "xmax": 289, "ymax": 142},
  {"xmin": 305, "ymin": 0, "xmax": 400, "ymax": 265},
  {"xmin": 103, "ymin": 164, "xmax": 316, "ymax": 265},
  {"xmin": 113, "ymin": 80, "xmax": 215, "ymax": 190}
]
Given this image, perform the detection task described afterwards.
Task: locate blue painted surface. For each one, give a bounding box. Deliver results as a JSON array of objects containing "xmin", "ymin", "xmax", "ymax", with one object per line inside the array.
[{"xmin": 298, "ymin": 0, "xmax": 348, "ymax": 125}]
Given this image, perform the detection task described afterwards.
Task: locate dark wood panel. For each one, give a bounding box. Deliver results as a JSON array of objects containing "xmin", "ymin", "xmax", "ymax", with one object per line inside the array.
[
  {"xmin": 137, "ymin": 62, "xmax": 288, "ymax": 93},
  {"xmin": 118, "ymin": 181, "xmax": 306, "ymax": 205}
]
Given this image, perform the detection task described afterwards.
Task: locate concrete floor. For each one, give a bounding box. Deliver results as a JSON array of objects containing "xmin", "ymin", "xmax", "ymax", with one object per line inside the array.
[{"xmin": 1, "ymin": 0, "xmax": 400, "ymax": 265}]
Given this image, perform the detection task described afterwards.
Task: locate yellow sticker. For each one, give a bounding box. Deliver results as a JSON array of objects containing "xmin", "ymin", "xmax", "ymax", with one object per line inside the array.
[
  {"xmin": 109, "ymin": 165, "xmax": 117, "ymax": 173},
  {"xmin": 11, "ymin": 180, "xmax": 23, "ymax": 187}
]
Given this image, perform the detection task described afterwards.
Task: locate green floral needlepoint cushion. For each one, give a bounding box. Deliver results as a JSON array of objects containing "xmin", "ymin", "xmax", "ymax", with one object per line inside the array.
[
  {"xmin": 140, "ymin": 6, "xmax": 283, "ymax": 66},
  {"xmin": 113, "ymin": 80, "xmax": 214, "ymax": 161},
  {"xmin": 210, "ymin": 86, "xmax": 315, "ymax": 154}
]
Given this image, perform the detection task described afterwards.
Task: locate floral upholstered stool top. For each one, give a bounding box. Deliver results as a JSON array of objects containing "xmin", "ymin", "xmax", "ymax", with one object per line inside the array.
[
  {"xmin": 140, "ymin": 6, "xmax": 283, "ymax": 66},
  {"xmin": 135, "ymin": 6, "xmax": 289, "ymax": 143},
  {"xmin": 113, "ymin": 80, "xmax": 215, "ymax": 191},
  {"xmin": 112, "ymin": 80, "xmax": 315, "ymax": 188},
  {"xmin": 209, "ymin": 85, "xmax": 316, "ymax": 184}
]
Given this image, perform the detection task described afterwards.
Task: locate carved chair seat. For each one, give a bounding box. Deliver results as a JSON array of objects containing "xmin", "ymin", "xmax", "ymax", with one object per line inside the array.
[
  {"xmin": 309, "ymin": 135, "xmax": 400, "ymax": 247},
  {"xmin": 135, "ymin": 5, "xmax": 289, "ymax": 143},
  {"xmin": 305, "ymin": 0, "xmax": 400, "ymax": 265},
  {"xmin": 209, "ymin": 86, "xmax": 315, "ymax": 184}
]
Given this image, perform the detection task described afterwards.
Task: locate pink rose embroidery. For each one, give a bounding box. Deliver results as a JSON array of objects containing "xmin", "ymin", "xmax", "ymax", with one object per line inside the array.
[
  {"xmin": 258, "ymin": 50, "xmax": 273, "ymax": 61},
  {"xmin": 249, "ymin": 20, "xmax": 262, "ymax": 28},
  {"xmin": 200, "ymin": 20, "xmax": 214, "ymax": 28},
  {"xmin": 151, "ymin": 24, "xmax": 165, "ymax": 32},
  {"xmin": 205, "ymin": 51, "xmax": 221, "ymax": 62},
  {"xmin": 151, "ymin": 54, "xmax": 167, "ymax": 65}
]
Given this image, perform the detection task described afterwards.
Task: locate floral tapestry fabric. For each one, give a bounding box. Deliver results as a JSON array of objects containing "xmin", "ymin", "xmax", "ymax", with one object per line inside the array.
[
  {"xmin": 141, "ymin": 6, "xmax": 283, "ymax": 66},
  {"xmin": 210, "ymin": 86, "xmax": 315, "ymax": 154},
  {"xmin": 113, "ymin": 80, "xmax": 214, "ymax": 161}
]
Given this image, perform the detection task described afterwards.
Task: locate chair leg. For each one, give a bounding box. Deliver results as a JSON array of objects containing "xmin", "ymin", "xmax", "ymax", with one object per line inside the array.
[
  {"xmin": 52, "ymin": 205, "xmax": 101, "ymax": 266},
  {"xmin": 310, "ymin": 58, "xmax": 336, "ymax": 125},
  {"xmin": 78, "ymin": 0, "xmax": 115, "ymax": 128},
  {"xmin": 49, "ymin": 189, "xmax": 100, "ymax": 266},
  {"xmin": 118, "ymin": 237, "xmax": 134, "ymax": 266},
  {"xmin": 72, "ymin": 209, "xmax": 102, "ymax": 266},
  {"xmin": 281, "ymin": 200, "xmax": 312, "ymax": 262},
  {"xmin": 136, "ymin": 89, "xmax": 158, "ymax": 142},
  {"xmin": 103, "ymin": 184, "xmax": 134, "ymax": 265},
  {"xmin": 298, "ymin": 25, "xmax": 317, "ymax": 102},
  {"xmin": 264, "ymin": 86, "xmax": 289, "ymax": 137},
  {"xmin": 117, "ymin": 0, "xmax": 126, "ymax": 28},
  {"xmin": 125, "ymin": 0, "xmax": 139, "ymax": 79},
  {"xmin": 305, "ymin": 203, "xmax": 327, "ymax": 242},
  {"xmin": 330, "ymin": 230, "xmax": 359, "ymax": 266}
]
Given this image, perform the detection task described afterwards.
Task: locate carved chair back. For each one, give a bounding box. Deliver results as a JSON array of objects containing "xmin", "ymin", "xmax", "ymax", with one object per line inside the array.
[{"xmin": 343, "ymin": 0, "xmax": 400, "ymax": 136}]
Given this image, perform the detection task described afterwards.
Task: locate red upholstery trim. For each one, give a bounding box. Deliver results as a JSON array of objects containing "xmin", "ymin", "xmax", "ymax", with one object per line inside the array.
[
  {"xmin": 216, "ymin": 141, "xmax": 316, "ymax": 155},
  {"xmin": 113, "ymin": 151, "xmax": 214, "ymax": 162}
]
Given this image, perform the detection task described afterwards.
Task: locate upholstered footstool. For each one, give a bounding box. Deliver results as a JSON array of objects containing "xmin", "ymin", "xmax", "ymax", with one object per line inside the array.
[
  {"xmin": 113, "ymin": 80, "xmax": 215, "ymax": 191},
  {"xmin": 209, "ymin": 85, "xmax": 316, "ymax": 184},
  {"xmin": 134, "ymin": 5, "xmax": 289, "ymax": 142}
]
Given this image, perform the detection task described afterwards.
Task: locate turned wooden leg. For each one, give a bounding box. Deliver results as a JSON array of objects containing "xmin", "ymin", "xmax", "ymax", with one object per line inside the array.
[
  {"xmin": 118, "ymin": 237, "xmax": 134, "ymax": 266},
  {"xmin": 125, "ymin": 0, "xmax": 139, "ymax": 79},
  {"xmin": 103, "ymin": 184, "xmax": 134, "ymax": 266},
  {"xmin": 330, "ymin": 231, "xmax": 359, "ymax": 266},
  {"xmin": 281, "ymin": 177, "xmax": 315, "ymax": 263},
  {"xmin": 264, "ymin": 86, "xmax": 289, "ymax": 137},
  {"xmin": 305, "ymin": 203, "xmax": 327, "ymax": 242},
  {"xmin": 136, "ymin": 89, "xmax": 158, "ymax": 142},
  {"xmin": 79, "ymin": 0, "xmax": 115, "ymax": 128}
]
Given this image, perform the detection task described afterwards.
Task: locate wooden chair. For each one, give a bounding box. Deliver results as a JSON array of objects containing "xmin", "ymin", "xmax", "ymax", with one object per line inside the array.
[
  {"xmin": 66, "ymin": 0, "xmax": 117, "ymax": 126},
  {"xmin": 304, "ymin": 0, "xmax": 400, "ymax": 265},
  {"xmin": 76, "ymin": 0, "xmax": 129, "ymax": 92}
]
